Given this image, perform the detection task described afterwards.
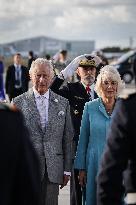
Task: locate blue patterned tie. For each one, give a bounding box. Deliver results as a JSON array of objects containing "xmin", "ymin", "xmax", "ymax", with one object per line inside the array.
[{"xmin": 15, "ymin": 66, "xmax": 21, "ymax": 88}]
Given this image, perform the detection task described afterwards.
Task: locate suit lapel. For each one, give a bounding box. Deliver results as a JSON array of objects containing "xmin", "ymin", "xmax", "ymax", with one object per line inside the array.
[
  {"xmin": 94, "ymin": 91, "xmax": 98, "ymax": 99},
  {"xmin": 25, "ymin": 88, "xmax": 43, "ymax": 131},
  {"xmin": 46, "ymin": 90, "xmax": 58, "ymax": 134},
  {"xmin": 98, "ymin": 98, "xmax": 110, "ymax": 118},
  {"xmin": 12, "ymin": 66, "xmax": 16, "ymax": 82},
  {"xmin": 78, "ymin": 82, "xmax": 90, "ymax": 100},
  {"xmin": 20, "ymin": 66, "xmax": 23, "ymax": 81}
]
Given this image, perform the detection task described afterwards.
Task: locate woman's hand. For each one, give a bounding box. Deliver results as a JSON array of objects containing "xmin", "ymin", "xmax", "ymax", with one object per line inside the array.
[{"xmin": 78, "ymin": 170, "xmax": 87, "ymax": 187}]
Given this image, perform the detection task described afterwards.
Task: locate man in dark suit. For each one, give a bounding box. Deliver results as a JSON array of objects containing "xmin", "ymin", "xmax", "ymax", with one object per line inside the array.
[
  {"xmin": 28, "ymin": 50, "xmax": 36, "ymax": 70},
  {"xmin": 50, "ymin": 54, "xmax": 102, "ymax": 205},
  {"xmin": 0, "ymin": 102, "xmax": 41, "ymax": 205},
  {"xmin": 5, "ymin": 53, "xmax": 29, "ymax": 102},
  {"xmin": 97, "ymin": 93, "xmax": 136, "ymax": 205}
]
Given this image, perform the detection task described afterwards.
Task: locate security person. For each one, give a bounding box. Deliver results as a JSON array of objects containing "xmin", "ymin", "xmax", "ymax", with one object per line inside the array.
[
  {"xmin": 50, "ymin": 54, "xmax": 102, "ymax": 205},
  {"xmin": 0, "ymin": 102, "xmax": 41, "ymax": 205},
  {"xmin": 97, "ymin": 92, "xmax": 136, "ymax": 205},
  {"xmin": 5, "ymin": 53, "xmax": 29, "ymax": 102}
]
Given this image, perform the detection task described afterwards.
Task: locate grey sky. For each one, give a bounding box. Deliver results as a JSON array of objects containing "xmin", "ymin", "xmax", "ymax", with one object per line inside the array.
[{"xmin": 0, "ymin": 0, "xmax": 136, "ymax": 49}]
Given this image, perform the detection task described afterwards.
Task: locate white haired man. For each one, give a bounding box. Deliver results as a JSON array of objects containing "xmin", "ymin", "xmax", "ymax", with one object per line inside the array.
[{"xmin": 12, "ymin": 58, "xmax": 73, "ymax": 205}]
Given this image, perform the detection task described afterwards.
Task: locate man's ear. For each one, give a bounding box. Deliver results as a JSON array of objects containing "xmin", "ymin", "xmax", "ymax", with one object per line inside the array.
[
  {"xmin": 76, "ymin": 68, "xmax": 79, "ymax": 75},
  {"xmin": 76, "ymin": 68, "xmax": 81, "ymax": 80}
]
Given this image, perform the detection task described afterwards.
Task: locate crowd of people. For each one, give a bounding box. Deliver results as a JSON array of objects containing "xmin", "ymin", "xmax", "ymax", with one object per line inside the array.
[{"xmin": 0, "ymin": 48, "xmax": 136, "ymax": 205}]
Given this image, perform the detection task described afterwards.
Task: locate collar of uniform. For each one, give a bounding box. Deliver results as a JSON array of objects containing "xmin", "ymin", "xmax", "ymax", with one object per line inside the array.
[
  {"xmin": 81, "ymin": 82, "xmax": 95, "ymax": 91},
  {"xmin": 33, "ymin": 87, "xmax": 49, "ymax": 100}
]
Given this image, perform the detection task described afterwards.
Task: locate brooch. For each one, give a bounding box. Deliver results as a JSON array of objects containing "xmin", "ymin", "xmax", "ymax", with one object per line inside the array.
[
  {"xmin": 54, "ymin": 98, "xmax": 58, "ymax": 103},
  {"xmin": 58, "ymin": 111, "xmax": 65, "ymax": 116}
]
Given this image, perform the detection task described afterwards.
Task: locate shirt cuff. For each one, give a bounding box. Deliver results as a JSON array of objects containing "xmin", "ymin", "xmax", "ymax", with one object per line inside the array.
[{"xmin": 64, "ymin": 171, "xmax": 71, "ymax": 176}]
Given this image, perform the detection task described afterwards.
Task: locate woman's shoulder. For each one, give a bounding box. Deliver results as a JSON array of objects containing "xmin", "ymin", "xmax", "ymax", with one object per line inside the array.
[
  {"xmin": 85, "ymin": 98, "xmax": 100, "ymax": 111},
  {"xmin": 86, "ymin": 98, "xmax": 100, "ymax": 107}
]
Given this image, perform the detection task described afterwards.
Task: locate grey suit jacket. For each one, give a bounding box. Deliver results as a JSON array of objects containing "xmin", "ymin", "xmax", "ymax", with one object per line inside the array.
[{"xmin": 13, "ymin": 88, "xmax": 73, "ymax": 184}]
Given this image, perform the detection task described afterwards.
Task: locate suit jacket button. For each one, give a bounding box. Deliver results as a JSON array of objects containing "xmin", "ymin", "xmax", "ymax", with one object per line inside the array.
[{"xmin": 74, "ymin": 110, "xmax": 79, "ymax": 115}]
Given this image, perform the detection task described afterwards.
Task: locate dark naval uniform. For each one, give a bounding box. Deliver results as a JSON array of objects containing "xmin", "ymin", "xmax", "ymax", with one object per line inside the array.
[
  {"xmin": 0, "ymin": 103, "xmax": 41, "ymax": 205},
  {"xmin": 97, "ymin": 93, "xmax": 136, "ymax": 205},
  {"xmin": 50, "ymin": 76, "xmax": 98, "ymax": 205},
  {"xmin": 51, "ymin": 77, "xmax": 98, "ymax": 146}
]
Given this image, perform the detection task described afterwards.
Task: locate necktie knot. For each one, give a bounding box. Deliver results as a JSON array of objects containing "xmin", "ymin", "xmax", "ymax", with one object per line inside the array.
[{"xmin": 86, "ymin": 85, "xmax": 91, "ymax": 93}]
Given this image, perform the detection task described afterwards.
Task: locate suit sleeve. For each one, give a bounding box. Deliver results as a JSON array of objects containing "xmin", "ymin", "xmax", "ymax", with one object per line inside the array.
[
  {"xmin": 74, "ymin": 102, "xmax": 90, "ymax": 170},
  {"xmin": 97, "ymin": 100, "xmax": 131, "ymax": 205},
  {"xmin": 5, "ymin": 67, "xmax": 11, "ymax": 94},
  {"xmin": 62, "ymin": 100, "xmax": 74, "ymax": 172},
  {"xmin": 50, "ymin": 76, "xmax": 70, "ymax": 99}
]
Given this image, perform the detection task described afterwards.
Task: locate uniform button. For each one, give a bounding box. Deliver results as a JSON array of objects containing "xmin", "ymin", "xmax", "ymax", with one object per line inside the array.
[{"xmin": 74, "ymin": 110, "xmax": 79, "ymax": 115}]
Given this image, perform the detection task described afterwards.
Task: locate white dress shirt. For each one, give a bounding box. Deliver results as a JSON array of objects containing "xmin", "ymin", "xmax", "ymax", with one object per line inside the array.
[
  {"xmin": 14, "ymin": 64, "xmax": 22, "ymax": 88},
  {"xmin": 33, "ymin": 87, "xmax": 49, "ymax": 130},
  {"xmin": 33, "ymin": 87, "xmax": 71, "ymax": 176}
]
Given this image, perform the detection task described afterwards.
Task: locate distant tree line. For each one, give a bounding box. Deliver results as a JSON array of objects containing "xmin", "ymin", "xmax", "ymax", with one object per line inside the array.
[{"xmin": 102, "ymin": 47, "xmax": 131, "ymax": 53}]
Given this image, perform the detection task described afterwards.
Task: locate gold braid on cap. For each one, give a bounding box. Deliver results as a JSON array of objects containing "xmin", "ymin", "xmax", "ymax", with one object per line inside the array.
[{"xmin": 79, "ymin": 59, "xmax": 96, "ymax": 67}]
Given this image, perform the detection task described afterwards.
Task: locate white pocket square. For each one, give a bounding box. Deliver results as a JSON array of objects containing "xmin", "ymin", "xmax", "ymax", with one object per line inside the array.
[
  {"xmin": 54, "ymin": 98, "xmax": 58, "ymax": 103},
  {"xmin": 58, "ymin": 111, "xmax": 65, "ymax": 116}
]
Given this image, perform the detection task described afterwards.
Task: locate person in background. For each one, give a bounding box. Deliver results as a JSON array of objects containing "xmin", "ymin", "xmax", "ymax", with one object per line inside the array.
[
  {"xmin": 0, "ymin": 56, "xmax": 5, "ymax": 101},
  {"xmin": 50, "ymin": 54, "xmax": 102, "ymax": 205},
  {"xmin": 53, "ymin": 50, "xmax": 71, "ymax": 75},
  {"xmin": 45, "ymin": 54, "xmax": 51, "ymax": 60},
  {"xmin": 74, "ymin": 65, "xmax": 124, "ymax": 205},
  {"xmin": 28, "ymin": 50, "xmax": 36, "ymax": 70},
  {"xmin": 92, "ymin": 50, "xmax": 109, "ymax": 66},
  {"xmin": 12, "ymin": 58, "xmax": 73, "ymax": 205},
  {"xmin": 5, "ymin": 53, "xmax": 29, "ymax": 102},
  {"xmin": 0, "ymin": 102, "xmax": 41, "ymax": 205},
  {"xmin": 97, "ymin": 92, "xmax": 136, "ymax": 205}
]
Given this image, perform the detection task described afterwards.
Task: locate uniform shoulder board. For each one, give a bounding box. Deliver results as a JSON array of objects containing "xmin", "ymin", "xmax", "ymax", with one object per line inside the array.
[{"xmin": 0, "ymin": 102, "xmax": 18, "ymax": 112}]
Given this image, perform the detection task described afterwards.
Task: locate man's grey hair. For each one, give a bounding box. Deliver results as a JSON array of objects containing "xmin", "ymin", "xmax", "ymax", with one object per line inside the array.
[
  {"xmin": 29, "ymin": 58, "xmax": 54, "ymax": 78},
  {"xmin": 95, "ymin": 65, "xmax": 125, "ymax": 97}
]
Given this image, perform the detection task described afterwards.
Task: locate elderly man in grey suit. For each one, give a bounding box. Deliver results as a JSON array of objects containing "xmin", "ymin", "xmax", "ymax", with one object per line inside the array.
[{"xmin": 12, "ymin": 58, "xmax": 73, "ymax": 205}]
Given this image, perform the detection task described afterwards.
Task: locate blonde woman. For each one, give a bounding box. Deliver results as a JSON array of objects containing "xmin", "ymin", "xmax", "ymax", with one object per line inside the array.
[{"xmin": 74, "ymin": 65, "xmax": 124, "ymax": 205}]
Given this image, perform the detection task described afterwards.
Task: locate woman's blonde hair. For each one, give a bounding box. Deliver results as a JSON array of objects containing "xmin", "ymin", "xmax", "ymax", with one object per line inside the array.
[{"xmin": 94, "ymin": 65, "xmax": 125, "ymax": 97}]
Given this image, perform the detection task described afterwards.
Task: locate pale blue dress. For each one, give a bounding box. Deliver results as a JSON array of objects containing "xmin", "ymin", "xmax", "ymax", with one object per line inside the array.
[{"xmin": 74, "ymin": 98, "xmax": 113, "ymax": 205}]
